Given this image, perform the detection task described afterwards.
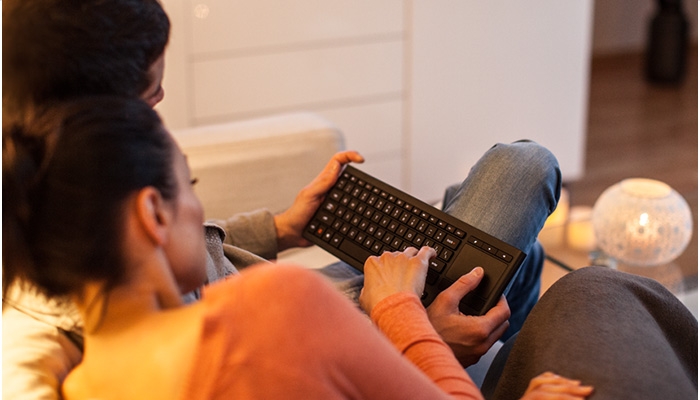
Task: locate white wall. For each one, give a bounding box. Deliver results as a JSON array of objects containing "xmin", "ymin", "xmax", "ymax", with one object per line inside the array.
[
  {"xmin": 409, "ymin": 1, "xmax": 594, "ymax": 200},
  {"xmin": 157, "ymin": 1, "xmax": 593, "ymax": 201},
  {"xmin": 157, "ymin": 0, "xmax": 407, "ymax": 187}
]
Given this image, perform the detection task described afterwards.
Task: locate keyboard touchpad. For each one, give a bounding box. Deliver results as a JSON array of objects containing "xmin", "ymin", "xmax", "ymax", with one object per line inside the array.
[{"xmin": 445, "ymin": 248, "xmax": 507, "ymax": 299}]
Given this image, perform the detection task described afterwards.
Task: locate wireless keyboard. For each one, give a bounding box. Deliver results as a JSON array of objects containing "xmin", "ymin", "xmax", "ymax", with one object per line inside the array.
[{"xmin": 303, "ymin": 165, "xmax": 526, "ymax": 316}]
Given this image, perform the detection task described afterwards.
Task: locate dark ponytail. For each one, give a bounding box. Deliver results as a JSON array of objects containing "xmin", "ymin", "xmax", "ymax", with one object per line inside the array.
[{"xmin": 3, "ymin": 96, "xmax": 178, "ymax": 298}]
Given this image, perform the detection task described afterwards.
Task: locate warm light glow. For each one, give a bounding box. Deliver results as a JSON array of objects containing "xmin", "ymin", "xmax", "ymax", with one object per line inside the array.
[
  {"xmin": 566, "ymin": 206, "xmax": 596, "ymax": 252},
  {"xmin": 194, "ymin": 4, "xmax": 210, "ymax": 19},
  {"xmin": 638, "ymin": 213, "xmax": 649, "ymax": 227},
  {"xmin": 592, "ymin": 178, "xmax": 692, "ymax": 267},
  {"xmin": 539, "ymin": 188, "xmax": 569, "ymax": 247}
]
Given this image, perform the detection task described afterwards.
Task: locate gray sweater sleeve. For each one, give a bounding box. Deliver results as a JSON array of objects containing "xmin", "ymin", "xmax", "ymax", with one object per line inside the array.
[{"xmin": 206, "ymin": 209, "xmax": 279, "ymax": 261}]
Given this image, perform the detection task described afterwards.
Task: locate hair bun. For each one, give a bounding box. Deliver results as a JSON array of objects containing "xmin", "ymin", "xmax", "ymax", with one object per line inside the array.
[{"xmin": 3, "ymin": 118, "xmax": 60, "ymax": 294}]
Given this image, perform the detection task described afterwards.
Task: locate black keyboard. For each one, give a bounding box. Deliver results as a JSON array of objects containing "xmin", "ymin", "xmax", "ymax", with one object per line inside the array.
[{"xmin": 303, "ymin": 165, "xmax": 526, "ymax": 316}]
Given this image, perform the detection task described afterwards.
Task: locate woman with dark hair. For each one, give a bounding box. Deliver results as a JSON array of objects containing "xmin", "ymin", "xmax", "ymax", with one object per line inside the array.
[{"xmin": 3, "ymin": 96, "xmax": 596, "ymax": 399}]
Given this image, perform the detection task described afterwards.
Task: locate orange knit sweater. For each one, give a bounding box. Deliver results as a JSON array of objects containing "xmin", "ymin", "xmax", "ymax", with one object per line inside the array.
[{"xmin": 181, "ymin": 264, "xmax": 482, "ymax": 399}]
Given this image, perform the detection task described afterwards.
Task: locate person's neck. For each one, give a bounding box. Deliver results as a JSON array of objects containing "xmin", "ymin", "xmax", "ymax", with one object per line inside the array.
[
  {"xmin": 74, "ymin": 255, "xmax": 186, "ymax": 337},
  {"xmin": 65, "ymin": 268, "xmax": 201, "ymax": 400}
]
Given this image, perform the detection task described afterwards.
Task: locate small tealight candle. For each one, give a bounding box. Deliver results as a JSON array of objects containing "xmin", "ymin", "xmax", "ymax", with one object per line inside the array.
[
  {"xmin": 566, "ymin": 206, "xmax": 596, "ymax": 252},
  {"xmin": 538, "ymin": 188, "xmax": 570, "ymax": 247}
]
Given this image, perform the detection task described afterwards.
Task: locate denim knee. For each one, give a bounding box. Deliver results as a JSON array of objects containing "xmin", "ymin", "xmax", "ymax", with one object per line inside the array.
[{"xmin": 489, "ymin": 140, "xmax": 561, "ymax": 205}]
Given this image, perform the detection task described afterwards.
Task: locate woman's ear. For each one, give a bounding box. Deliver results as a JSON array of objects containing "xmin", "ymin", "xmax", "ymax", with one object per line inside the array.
[{"xmin": 134, "ymin": 187, "xmax": 172, "ymax": 246}]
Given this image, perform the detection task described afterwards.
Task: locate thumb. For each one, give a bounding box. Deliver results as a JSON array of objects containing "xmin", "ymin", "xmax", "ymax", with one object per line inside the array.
[{"xmin": 433, "ymin": 267, "xmax": 484, "ymax": 312}]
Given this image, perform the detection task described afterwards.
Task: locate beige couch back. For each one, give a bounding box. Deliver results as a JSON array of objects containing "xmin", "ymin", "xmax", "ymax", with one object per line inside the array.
[{"xmin": 171, "ymin": 113, "xmax": 345, "ymax": 220}]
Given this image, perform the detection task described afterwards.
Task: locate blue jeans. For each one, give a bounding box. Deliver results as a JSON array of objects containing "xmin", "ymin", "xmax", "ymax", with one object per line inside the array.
[{"xmin": 319, "ymin": 140, "xmax": 561, "ymax": 340}]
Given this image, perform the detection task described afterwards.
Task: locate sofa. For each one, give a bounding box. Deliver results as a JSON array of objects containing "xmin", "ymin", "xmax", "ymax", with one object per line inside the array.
[{"xmin": 170, "ymin": 111, "xmax": 346, "ymax": 269}]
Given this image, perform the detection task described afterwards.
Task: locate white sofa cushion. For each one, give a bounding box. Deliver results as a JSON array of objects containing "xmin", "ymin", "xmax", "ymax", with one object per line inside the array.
[{"xmin": 171, "ymin": 112, "xmax": 345, "ymax": 220}]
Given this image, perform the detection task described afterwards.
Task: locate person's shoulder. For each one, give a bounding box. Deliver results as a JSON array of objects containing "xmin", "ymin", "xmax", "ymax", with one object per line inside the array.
[
  {"xmin": 4, "ymin": 282, "xmax": 82, "ymax": 333},
  {"xmin": 204, "ymin": 263, "xmax": 325, "ymax": 301}
]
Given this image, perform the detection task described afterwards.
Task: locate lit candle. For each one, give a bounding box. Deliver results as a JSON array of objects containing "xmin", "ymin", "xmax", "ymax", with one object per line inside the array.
[
  {"xmin": 567, "ymin": 206, "xmax": 596, "ymax": 252},
  {"xmin": 539, "ymin": 188, "xmax": 569, "ymax": 247}
]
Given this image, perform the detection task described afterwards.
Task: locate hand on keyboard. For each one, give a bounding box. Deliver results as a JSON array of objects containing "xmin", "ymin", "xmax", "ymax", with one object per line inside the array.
[
  {"xmin": 359, "ymin": 246, "xmax": 437, "ymax": 315},
  {"xmin": 273, "ymin": 151, "xmax": 364, "ymax": 252},
  {"xmin": 426, "ymin": 269, "xmax": 511, "ymax": 367},
  {"xmin": 303, "ymin": 165, "xmax": 526, "ymax": 316}
]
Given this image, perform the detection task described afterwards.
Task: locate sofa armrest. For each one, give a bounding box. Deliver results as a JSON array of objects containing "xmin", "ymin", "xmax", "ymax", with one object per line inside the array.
[{"xmin": 171, "ymin": 112, "xmax": 345, "ymax": 220}]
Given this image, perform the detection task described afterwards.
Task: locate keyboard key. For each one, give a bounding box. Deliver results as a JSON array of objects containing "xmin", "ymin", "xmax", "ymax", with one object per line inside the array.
[
  {"xmin": 482, "ymin": 243, "xmax": 498, "ymax": 255},
  {"xmin": 387, "ymin": 221, "xmax": 399, "ymax": 232},
  {"xmin": 339, "ymin": 236, "xmax": 373, "ymax": 264},
  {"xmin": 497, "ymin": 250, "xmax": 513, "ymax": 262},
  {"xmin": 315, "ymin": 224, "xmax": 327, "ymax": 238},
  {"xmin": 468, "ymin": 236, "xmax": 483, "ymax": 247},
  {"xmin": 330, "ymin": 234, "xmax": 343, "ymax": 247},
  {"xmin": 375, "ymin": 198, "xmax": 385, "ymax": 210},
  {"xmin": 405, "ymin": 230, "xmax": 416, "ymax": 241},
  {"xmin": 318, "ymin": 211, "xmax": 334, "ymax": 225},
  {"xmin": 322, "ymin": 230, "xmax": 333, "ymax": 242},
  {"xmin": 429, "ymin": 258, "xmax": 446, "ymax": 273},
  {"xmin": 396, "ymin": 225, "xmax": 407, "ymax": 237},
  {"xmin": 307, "ymin": 219, "xmax": 320, "ymax": 233},
  {"xmin": 414, "ymin": 235, "xmax": 425, "ymax": 246},
  {"xmin": 382, "ymin": 233, "xmax": 394, "ymax": 244},
  {"xmin": 439, "ymin": 249, "xmax": 453, "ymax": 262},
  {"xmin": 375, "ymin": 228, "xmax": 385, "ymax": 240},
  {"xmin": 444, "ymin": 235, "xmax": 460, "ymax": 249},
  {"xmin": 434, "ymin": 230, "xmax": 445, "ymax": 242},
  {"xmin": 324, "ymin": 201, "xmax": 337, "ymax": 212},
  {"xmin": 426, "ymin": 269, "xmax": 440, "ymax": 285}
]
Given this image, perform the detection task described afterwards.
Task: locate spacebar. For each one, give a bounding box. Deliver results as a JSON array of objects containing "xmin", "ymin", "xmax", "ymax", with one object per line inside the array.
[{"xmin": 339, "ymin": 239, "xmax": 373, "ymax": 266}]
